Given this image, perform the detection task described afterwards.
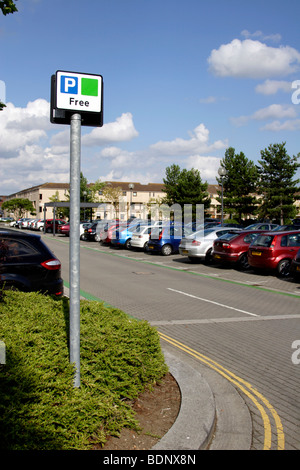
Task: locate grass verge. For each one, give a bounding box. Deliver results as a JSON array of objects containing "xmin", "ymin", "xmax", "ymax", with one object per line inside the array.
[{"xmin": 0, "ymin": 290, "xmax": 168, "ymax": 450}]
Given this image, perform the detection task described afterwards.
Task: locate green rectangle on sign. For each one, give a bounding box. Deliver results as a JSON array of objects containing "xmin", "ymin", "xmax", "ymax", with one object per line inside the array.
[{"xmin": 81, "ymin": 77, "xmax": 98, "ymax": 96}]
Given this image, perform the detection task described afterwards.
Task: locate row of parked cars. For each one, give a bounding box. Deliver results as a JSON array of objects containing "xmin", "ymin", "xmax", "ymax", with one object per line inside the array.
[
  {"xmin": 10, "ymin": 217, "xmax": 66, "ymax": 233},
  {"xmin": 82, "ymin": 217, "xmax": 300, "ymax": 279}
]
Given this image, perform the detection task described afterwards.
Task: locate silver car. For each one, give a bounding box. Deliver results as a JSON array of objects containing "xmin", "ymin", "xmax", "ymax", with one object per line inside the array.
[{"xmin": 179, "ymin": 227, "xmax": 242, "ymax": 263}]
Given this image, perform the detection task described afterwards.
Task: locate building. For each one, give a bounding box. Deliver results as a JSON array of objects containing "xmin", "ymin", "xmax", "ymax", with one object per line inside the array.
[{"xmin": 3, "ymin": 181, "xmax": 223, "ymax": 221}]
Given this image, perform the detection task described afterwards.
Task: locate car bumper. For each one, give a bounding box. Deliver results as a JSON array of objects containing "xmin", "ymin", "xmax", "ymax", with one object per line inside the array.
[{"xmin": 179, "ymin": 247, "xmax": 205, "ymax": 258}]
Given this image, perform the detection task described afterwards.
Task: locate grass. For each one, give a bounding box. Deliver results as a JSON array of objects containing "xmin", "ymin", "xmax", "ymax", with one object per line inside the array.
[{"xmin": 0, "ymin": 290, "xmax": 168, "ymax": 450}]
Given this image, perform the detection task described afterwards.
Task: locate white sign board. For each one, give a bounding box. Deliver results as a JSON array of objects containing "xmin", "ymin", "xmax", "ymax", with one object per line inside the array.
[{"xmin": 55, "ymin": 71, "xmax": 103, "ymax": 113}]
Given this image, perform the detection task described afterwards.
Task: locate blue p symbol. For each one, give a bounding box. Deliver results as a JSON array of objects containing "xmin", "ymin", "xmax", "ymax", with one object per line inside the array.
[{"xmin": 61, "ymin": 76, "xmax": 78, "ymax": 94}]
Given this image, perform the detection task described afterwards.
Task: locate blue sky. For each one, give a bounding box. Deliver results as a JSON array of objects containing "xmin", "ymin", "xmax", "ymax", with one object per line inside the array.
[{"xmin": 1, "ymin": 0, "xmax": 300, "ymax": 195}]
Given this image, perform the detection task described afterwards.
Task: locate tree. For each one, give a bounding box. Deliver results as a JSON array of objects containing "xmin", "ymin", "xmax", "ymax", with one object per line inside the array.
[
  {"xmin": 162, "ymin": 164, "xmax": 210, "ymax": 220},
  {"xmin": 0, "ymin": 1, "xmax": 18, "ymax": 111},
  {"xmin": 0, "ymin": 0, "xmax": 18, "ymax": 15},
  {"xmin": 2, "ymin": 198, "xmax": 35, "ymax": 219},
  {"xmin": 256, "ymin": 142, "xmax": 300, "ymax": 224},
  {"xmin": 218, "ymin": 147, "xmax": 258, "ymax": 222},
  {"xmin": 101, "ymin": 184, "xmax": 123, "ymax": 219}
]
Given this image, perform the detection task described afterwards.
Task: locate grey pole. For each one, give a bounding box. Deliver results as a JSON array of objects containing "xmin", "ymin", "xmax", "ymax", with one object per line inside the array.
[{"xmin": 69, "ymin": 113, "xmax": 81, "ymax": 388}]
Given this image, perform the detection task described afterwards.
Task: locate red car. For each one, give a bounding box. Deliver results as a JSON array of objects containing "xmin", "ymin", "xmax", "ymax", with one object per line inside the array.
[
  {"xmin": 212, "ymin": 230, "xmax": 267, "ymax": 270},
  {"xmin": 44, "ymin": 219, "xmax": 66, "ymax": 233},
  {"xmin": 248, "ymin": 231, "xmax": 300, "ymax": 277},
  {"xmin": 58, "ymin": 223, "xmax": 70, "ymax": 236},
  {"xmin": 100, "ymin": 223, "xmax": 126, "ymax": 245}
]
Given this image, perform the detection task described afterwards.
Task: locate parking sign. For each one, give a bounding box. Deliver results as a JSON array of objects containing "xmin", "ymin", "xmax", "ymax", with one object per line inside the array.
[{"xmin": 51, "ymin": 70, "xmax": 103, "ymax": 126}]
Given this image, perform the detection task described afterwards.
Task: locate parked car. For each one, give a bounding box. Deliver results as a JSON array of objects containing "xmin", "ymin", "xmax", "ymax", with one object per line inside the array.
[
  {"xmin": 80, "ymin": 222, "xmax": 91, "ymax": 240},
  {"xmin": 28, "ymin": 219, "xmax": 39, "ymax": 230},
  {"xmin": 248, "ymin": 231, "xmax": 300, "ymax": 277},
  {"xmin": 244, "ymin": 222, "xmax": 279, "ymax": 231},
  {"xmin": 15, "ymin": 217, "xmax": 31, "ymax": 228},
  {"xmin": 179, "ymin": 227, "xmax": 242, "ymax": 264},
  {"xmin": 44, "ymin": 219, "xmax": 66, "ymax": 233},
  {"xmin": 212, "ymin": 230, "xmax": 267, "ymax": 270},
  {"xmin": 130, "ymin": 225, "xmax": 156, "ymax": 251},
  {"xmin": 84, "ymin": 220, "xmax": 114, "ymax": 241},
  {"xmin": 0, "ymin": 228, "xmax": 63, "ymax": 296},
  {"xmin": 110, "ymin": 222, "xmax": 149, "ymax": 249},
  {"xmin": 99, "ymin": 221, "xmax": 126, "ymax": 244},
  {"xmin": 290, "ymin": 248, "xmax": 300, "ymax": 279},
  {"xmin": 32, "ymin": 219, "xmax": 45, "ymax": 231},
  {"xmin": 147, "ymin": 224, "xmax": 187, "ymax": 256},
  {"xmin": 58, "ymin": 223, "xmax": 70, "ymax": 236},
  {"xmin": 272, "ymin": 224, "xmax": 300, "ymax": 232}
]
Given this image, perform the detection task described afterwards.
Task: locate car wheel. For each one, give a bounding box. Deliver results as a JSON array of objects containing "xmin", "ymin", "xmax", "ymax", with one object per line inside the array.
[
  {"xmin": 238, "ymin": 252, "xmax": 250, "ymax": 270},
  {"xmin": 276, "ymin": 258, "xmax": 291, "ymax": 277},
  {"xmin": 143, "ymin": 241, "xmax": 149, "ymax": 251},
  {"xmin": 94, "ymin": 234, "xmax": 100, "ymax": 242},
  {"xmin": 161, "ymin": 244, "xmax": 172, "ymax": 256},
  {"xmin": 125, "ymin": 238, "xmax": 131, "ymax": 249},
  {"xmin": 204, "ymin": 248, "xmax": 213, "ymax": 264},
  {"xmin": 80, "ymin": 234, "xmax": 87, "ymax": 240}
]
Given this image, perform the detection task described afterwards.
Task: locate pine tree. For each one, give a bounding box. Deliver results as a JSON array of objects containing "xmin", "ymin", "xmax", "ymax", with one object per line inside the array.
[
  {"xmin": 162, "ymin": 164, "xmax": 210, "ymax": 220},
  {"xmin": 218, "ymin": 147, "xmax": 258, "ymax": 223},
  {"xmin": 257, "ymin": 142, "xmax": 300, "ymax": 224}
]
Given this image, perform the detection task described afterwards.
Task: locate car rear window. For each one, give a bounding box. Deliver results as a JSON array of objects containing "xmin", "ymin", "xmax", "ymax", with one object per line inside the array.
[
  {"xmin": 251, "ymin": 235, "xmax": 274, "ymax": 247},
  {"xmin": 217, "ymin": 232, "xmax": 240, "ymax": 241},
  {"xmin": 0, "ymin": 238, "xmax": 38, "ymax": 260}
]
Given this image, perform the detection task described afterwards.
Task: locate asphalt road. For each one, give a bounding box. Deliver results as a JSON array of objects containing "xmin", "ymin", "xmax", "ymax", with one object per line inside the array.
[{"xmin": 43, "ymin": 233, "xmax": 300, "ymax": 450}]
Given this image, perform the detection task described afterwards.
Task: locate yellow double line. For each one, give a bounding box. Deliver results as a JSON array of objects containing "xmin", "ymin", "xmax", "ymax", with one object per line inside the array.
[{"xmin": 159, "ymin": 332, "xmax": 285, "ymax": 450}]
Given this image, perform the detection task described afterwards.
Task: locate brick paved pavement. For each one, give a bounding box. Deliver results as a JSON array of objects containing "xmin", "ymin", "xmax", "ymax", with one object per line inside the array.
[{"xmin": 44, "ymin": 235, "xmax": 300, "ymax": 450}]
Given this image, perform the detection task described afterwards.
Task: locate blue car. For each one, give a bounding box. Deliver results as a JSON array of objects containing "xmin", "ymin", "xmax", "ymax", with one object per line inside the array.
[
  {"xmin": 110, "ymin": 222, "xmax": 143, "ymax": 249},
  {"xmin": 147, "ymin": 224, "xmax": 185, "ymax": 256}
]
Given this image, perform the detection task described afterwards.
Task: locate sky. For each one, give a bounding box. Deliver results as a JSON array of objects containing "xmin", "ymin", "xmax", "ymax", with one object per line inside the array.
[{"xmin": 1, "ymin": 0, "xmax": 300, "ymax": 196}]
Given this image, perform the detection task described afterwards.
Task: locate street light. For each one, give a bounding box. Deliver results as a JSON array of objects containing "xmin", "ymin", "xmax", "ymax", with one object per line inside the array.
[
  {"xmin": 218, "ymin": 167, "xmax": 227, "ymax": 226},
  {"xmin": 128, "ymin": 183, "xmax": 134, "ymax": 218},
  {"xmin": 83, "ymin": 190, "xmax": 87, "ymax": 221}
]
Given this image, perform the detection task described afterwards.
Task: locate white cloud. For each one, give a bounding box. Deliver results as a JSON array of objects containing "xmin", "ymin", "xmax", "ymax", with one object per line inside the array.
[
  {"xmin": 150, "ymin": 123, "xmax": 227, "ymax": 155},
  {"xmin": 241, "ymin": 30, "xmax": 282, "ymax": 43},
  {"xmin": 261, "ymin": 119, "xmax": 300, "ymax": 131},
  {"xmin": 0, "ymin": 103, "xmax": 141, "ymax": 194},
  {"xmin": 0, "ymin": 99, "xmax": 51, "ymax": 155},
  {"xmin": 208, "ymin": 39, "xmax": 300, "ymax": 78},
  {"xmin": 81, "ymin": 112, "xmax": 139, "ymax": 147},
  {"xmin": 187, "ymin": 155, "xmax": 221, "ymax": 181},
  {"xmin": 255, "ymin": 79, "xmax": 293, "ymax": 95},
  {"xmin": 231, "ymin": 104, "xmax": 297, "ymax": 126}
]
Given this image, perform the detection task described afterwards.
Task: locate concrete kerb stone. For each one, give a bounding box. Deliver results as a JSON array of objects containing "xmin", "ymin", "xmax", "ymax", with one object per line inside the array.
[
  {"xmin": 158, "ymin": 343, "xmax": 253, "ymax": 451},
  {"xmin": 153, "ymin": 348, "xmax": 216, "ymax": 450}
]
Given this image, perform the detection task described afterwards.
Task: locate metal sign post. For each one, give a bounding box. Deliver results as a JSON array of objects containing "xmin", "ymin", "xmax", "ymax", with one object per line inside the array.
[
  {"xmin": 69, "ymin": 113, "xmax": 81, "ymax": 388},
  {"xmin": 50, "ymin": 70, "xmax": 103, "ymax": 388}
]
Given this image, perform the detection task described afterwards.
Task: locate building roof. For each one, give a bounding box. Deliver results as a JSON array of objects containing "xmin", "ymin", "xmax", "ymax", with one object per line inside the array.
[{"xmin": 6, "ymin": 181, "xmax": 221, "ymax": 198}]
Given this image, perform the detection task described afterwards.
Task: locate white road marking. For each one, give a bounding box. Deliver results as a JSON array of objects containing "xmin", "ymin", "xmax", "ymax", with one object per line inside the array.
[{"xmin": 167, "ymin": 287, "xmax": 260, "ymax": 317}]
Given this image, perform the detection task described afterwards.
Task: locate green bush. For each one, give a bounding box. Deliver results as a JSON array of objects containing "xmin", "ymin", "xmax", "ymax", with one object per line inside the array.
[{"xmin": 0, "ymin": 291, "xmax": 168, "ymax": 450}]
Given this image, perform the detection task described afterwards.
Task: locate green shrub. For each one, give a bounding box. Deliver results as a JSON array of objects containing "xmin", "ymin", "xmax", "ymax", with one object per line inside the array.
[{"xmin": 0, "ymin": 291, "xmax": 168, "ymax": 450}]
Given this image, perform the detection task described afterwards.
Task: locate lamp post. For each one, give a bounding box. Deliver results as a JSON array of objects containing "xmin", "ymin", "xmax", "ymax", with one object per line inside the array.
[
  {"xmin": 128, "ymin": 183, "xmax": 134, "ymax": 219},
  {"xmin": 218, "ymin": 167, "xmax": 227, "ymax": 226},
  {"xmin": 83, "ymin": 190, "xmax": 87, "ymax": 221}
]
